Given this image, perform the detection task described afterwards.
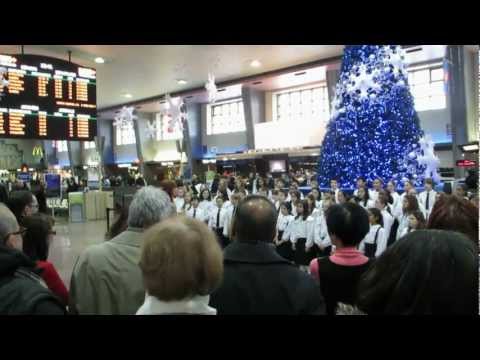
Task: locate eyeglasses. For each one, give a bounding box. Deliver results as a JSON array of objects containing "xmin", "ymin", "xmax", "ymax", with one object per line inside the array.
[{"xmin": 2, "ymin": 226, "xmax": 27, "ymax": 245}]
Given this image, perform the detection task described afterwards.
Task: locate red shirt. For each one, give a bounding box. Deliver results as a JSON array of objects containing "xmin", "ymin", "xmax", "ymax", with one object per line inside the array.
[{"xmin": 37, "ymin": 260, "xmax": 69, "ymax": 306}]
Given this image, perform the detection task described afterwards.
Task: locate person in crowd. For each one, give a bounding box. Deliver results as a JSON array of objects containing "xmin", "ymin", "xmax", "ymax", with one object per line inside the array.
[
  {"xmin": 357, "ymin": 230, "xmax": 477, "ymax": 315},
  {"xmin": 312, "ymin": 198, "xmax": 334, "ymax": 258},
  {"xmin": 217, "ymin": 178, "xmax": 233, "ymax": 201},
  {"xmin": 0, "ymin": 204, "xmax": 65, "ymax": 314},
  {"xmin": 375, "ymin": 195, "xmax": 395, "ymax": 247},
  {"xmin": 418, "ymin": 178, "xmax": 437, "ymax": 220},
  {"xmin": 159, "ymin": 179, "xmax": 177, "ymax": 202},
  {"xmin": 386, "ymin": 180, "xmax": 400, "ymax": 210},
  {"xmin": 356, "ymin": 186, "xmax": 375, "ymax": 210},
  {"xmin": 173, "ymin": 186, "xmax": 186, "ymax": 214},
  {"xmin": 209, "ymin": 195, "xmax": 325, "ymax": 315},
  {"xmin": 353, "ymin": 177, "xmax": 369, "ymax": 198},
  {"xmin": 275, "ymin": 202, "xmax": 295, "ymax": 262},
  {"xmin": 180, "ymin": 191, "xmax": 193, "ymax": 214},
  {"xmin": 199, "ymin": 188, "xmax": 214, "ymax": 215},
  {"xmin": 70, "ymin": 187, "xmax": 175, "ymax": 315},
  {"xmin": 0, "ymin": 183, "xmax": 8, "ymax": 204},
  {"xmin": 358, "ymin": 208, "xmax": 386, "ymax": 258},
  {"xmin": 137, "ymin": 217, "xmax": 223, "ymax": 315},
  {"xmin": 465, "ymin": 169, "xmax": 478, "ymax": 191},
  {"xmin": 427, "ymin": 194, "xmax": 478, "ymax": 246},
  {"xmin": 107, "ymin": 204, "xmax": 129, "ymax": 240},
  {"xmin": 337, "ymin": 190, "xmax": 348, "ymax": 205},
  {"xmin": 310, "ymin": 188, "xmax": 322, "ymax": 209},
  {"xmin": 287, "ymin": 190, "xmax": 301, "ymax": 216},
  {"xmin": 370, "ymin": 178, "xmax": 383, "ymax": 202},
  {"xmin": 400, "ymin": 180, "xmax": 414, "ymax": 201},
  {"xmin": 330, "ymin": 179, "xmax": 340, "ymax": 203},
  {"xmin": 398, "ymin": 210, "xmax": 426, "ymax": 238},
  {"xmin": 454, "ymin": 184, "xmax": 469, "ymax": 200},
  {"xmin": 289, "ymin": 199, "xmax": 315, "ymax": 272},
  {"xmin": 271, "ymin": 190, "xmax": 280, "ymax": 212},
  {"xmin": 22, "ymin": 214, "xmax": 69, "ymax": 306},
  {"xmin": 185, "ymin": 195, "xmax": 207, "ymax": 223},
  {"xmin": 470, "ymin": 193, "xmax": 479, "ymax": 208},
  {"xmin": 7, "ymin": 190, "xmax": 35, "ymax": 225},
  {"xmin": 210, "ymin": 174, "xmax": 220, "ymax": 195},
  {"xmin": 306, "ymin": 194, "xmax": 320, "ymax": 218},
  {"xmin": 208, "ymin": 194, "xmax": 229, "ymax": 249},
  {"xmin": 396, "ymin": 194, "xmax": 422, "ymax": 241},
  {"xmin": 309, "ymin": 203, "xmax": 372, "ymax": 315},
  {"xmin": 223, "ymin": 193, "xmax": 242, "ymax": 243}
]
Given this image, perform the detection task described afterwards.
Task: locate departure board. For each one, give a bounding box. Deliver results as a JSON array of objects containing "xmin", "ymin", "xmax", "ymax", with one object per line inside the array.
[{"xmin": 0, "ymin": 54, "xmax": 97, "ymax": 140}]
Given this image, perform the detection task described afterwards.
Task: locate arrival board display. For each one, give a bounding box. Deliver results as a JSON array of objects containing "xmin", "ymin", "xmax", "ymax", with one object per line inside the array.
[{"xmin": 0, "ymin": 54, "xmax": 97, "ymax": 140}]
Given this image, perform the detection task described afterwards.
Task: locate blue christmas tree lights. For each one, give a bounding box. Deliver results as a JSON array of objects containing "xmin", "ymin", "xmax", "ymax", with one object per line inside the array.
[{"xmin": 317, "ymin": 45, "xmax": 426, "ymax": 189}]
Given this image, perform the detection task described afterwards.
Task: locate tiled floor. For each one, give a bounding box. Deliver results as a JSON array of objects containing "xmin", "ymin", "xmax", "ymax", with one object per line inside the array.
[{"xmin": 48, "ymin": 217, "xmax": 108, "ymax": 289}]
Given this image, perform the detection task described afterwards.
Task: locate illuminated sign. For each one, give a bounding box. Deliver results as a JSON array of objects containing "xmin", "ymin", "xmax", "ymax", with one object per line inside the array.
[
  {"xmin": 0, "ymin": 54, "xmax": 97, "ymax": 140},
  {"xmin": 456, "ymin": 159, "xmax": 477, "ymax": 167},
  {"xmin": 32, "ymin": 145, "xmax": 43, "ymax": 157}
]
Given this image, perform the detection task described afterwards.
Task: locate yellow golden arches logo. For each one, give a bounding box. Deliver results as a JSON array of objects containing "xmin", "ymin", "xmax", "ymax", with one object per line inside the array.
[{"xmin": 32, "ymin": 146, "xmax": 43, "ymax": 157}]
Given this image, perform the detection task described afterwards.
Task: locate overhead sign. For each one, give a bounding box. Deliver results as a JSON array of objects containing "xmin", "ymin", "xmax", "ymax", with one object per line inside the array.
[
  {"xmin": 456, "ymin": 159, "xmax": 477, "ymax": 167},
  {"xmin": 32, "ymin": 145, "xmax": 43, "ymax": 157}
]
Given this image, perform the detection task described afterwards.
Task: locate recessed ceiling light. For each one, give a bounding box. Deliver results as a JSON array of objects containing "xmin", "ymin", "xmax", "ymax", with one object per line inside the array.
[
  {"xmin": 250, "ymin": 60, "xmax": 262, "ymax": 68},
  {"xmin": 123, "ymin": 93, "xmax": 132, "ymax": 98},
  {"xmin": 94, "ymin": 57, "xmax": 105, "ymax": 64},
  {"xmin": 177, "ymin": 79, "xmax": 188, "ymax": 85}
]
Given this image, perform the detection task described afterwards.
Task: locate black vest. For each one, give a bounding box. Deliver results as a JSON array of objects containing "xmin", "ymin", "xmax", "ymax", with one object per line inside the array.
[
  {"xmin": 317, "ymin": 257, "xmax": 372, "ymax": 315},
  {"xmin": 364, "ymin": 227, "xmax": 382, "ymax": 258}
]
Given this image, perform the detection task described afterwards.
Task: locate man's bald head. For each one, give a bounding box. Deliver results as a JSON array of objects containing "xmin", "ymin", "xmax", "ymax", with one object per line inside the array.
[{"xmin": 232, "ymin": 195, "xmax": 277, "ymax": 243}]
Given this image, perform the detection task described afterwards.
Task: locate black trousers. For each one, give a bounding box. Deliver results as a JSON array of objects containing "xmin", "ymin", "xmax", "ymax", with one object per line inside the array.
[{"xmin": 215, "ymin": 228, "xmax": 229, "ymax": 249}]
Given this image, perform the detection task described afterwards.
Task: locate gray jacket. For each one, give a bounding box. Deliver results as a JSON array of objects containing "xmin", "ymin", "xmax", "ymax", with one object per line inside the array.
[{"xmin": 69, "ymin": 228, "xmax": 145, "ymax": 315}]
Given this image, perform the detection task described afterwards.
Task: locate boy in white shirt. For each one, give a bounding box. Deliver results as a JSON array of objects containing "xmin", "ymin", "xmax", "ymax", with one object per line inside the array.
[
  {"xmin": 185, "ymin": 195, "xmax": 207, "ymax": 223},
  {"xmin": 208, "ymin": 195, "xmax": 229, "ymax": 248},
  {"xmin": 174, "ymin": 186, "xmax": 186, "ymax": 213},
  {"xmin": 418, "ymin": 178, "xmax": 436, "ymax": 220}
]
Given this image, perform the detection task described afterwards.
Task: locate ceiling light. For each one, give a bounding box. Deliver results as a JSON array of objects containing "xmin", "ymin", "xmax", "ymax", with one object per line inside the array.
[
  {"xmin": 94, "ymin": 57, "xmax": 105, "ymax": 64},
  {"xmin": 177, "ymin": 79, "xmax": 188, "ymax": 85},
  {"xmin": 250, "ymin": 60, "xmax": 262, "ymax": 68},
  {"xmin": 123, "ymin": 93, "xmax": 132, "ymax": 98}
]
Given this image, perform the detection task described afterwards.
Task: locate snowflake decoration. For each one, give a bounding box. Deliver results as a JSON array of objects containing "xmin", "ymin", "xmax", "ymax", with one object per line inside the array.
[
  {"xmin": 113, "ymin": 106, "xmax": 137, "ymax": 129},
  {"xmin": 145, "ymin": 120, "xmax": 158, "ymax": 139},
  {"xmin": 205, "ymin": 73, "xmax": 217, "ymax": 104}
]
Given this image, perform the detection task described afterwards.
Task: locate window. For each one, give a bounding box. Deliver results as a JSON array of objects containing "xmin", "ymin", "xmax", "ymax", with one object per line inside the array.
[
  {"xmin": 155, "ymin": 113, "xmax": 183, "ymax": 141},
  {"xmin": 206, "ymin": 99, "xmax": 246, "ymax": 135},
  {"xmin": 115, "ymin": 123, "xmax": 136, "ymax": 145},
  {"xmin": 273, "ymin": 84, "xmax": 330, "ymax": 123},
  {"xmin": 53, "ymin": 140, "xmax": 68, "ymax": 152},
  {"xmin": 407, "ymin": 65, "xmax": 446, "ymax": 111},
  {"xmin": 84, "ymin": 141, "xmax": 95, "ymax": 149}
]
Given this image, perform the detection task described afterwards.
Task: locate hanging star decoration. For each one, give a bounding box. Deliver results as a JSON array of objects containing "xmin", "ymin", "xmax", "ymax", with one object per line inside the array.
[
  {"xmin": 145, "ymin": 119, "xmax": 158, "ymax": 139},
  {"xmin": 0, "ymin": 67, "xmax": 9, "ymax": 98},
  {"xmin": 162, "ymin": 94, "xmax": 186, "ymax": 133},
  {"xmin": 113, "ymin": 106, "xmax": 137, "ymax": 129},
  {"xmin": 205, "ymin": 73, "xmax": 217, "ymax": 104},
  {"xmin": 416, "ymin": 134, "xmax": 441, "ymax": 183}
]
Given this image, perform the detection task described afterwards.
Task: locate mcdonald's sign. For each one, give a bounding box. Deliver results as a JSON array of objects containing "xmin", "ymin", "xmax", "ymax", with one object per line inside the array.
[{"xmin": 32, "ymin": 146, "xmax": 43, "ymax": 157}]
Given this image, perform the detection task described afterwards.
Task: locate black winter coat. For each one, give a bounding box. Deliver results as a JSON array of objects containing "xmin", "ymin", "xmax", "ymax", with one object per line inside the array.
[
  {"xmin": 209, "ymin": 241, "xmax": 325, "ymax": 315},
  {"xmin": 0, "ymin": 246, "xmax": 66, "ymax": 315}
]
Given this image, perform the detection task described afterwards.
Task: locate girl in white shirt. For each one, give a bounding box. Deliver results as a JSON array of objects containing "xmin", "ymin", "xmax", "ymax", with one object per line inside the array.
[
  {"xmin": 288, "ymin": 190, "xmax": 301, "ymax": 217},
  {"xmin": 276, "ymin": 202, "xmax": 295, "ymax": 262},
  {"xmin": 310, "ymin": 198, "xmax": 333, "ymax": 258},
  {"xmin": 185, "ymin": 196, "xmax": 207, "ymax": 223},
  {"xmin": 399, "ymin": 210, "xmax": 426, "ymax": 238},
  {"xmin": 289, "ymin": 199, "xmax": 315, "ymax": 272},
  {"xmin": 387, "ymin": 180, "xmax": 400, "ymax": 211},
  {"xmin": 356, "ymin": 186, "xmax": 375, "ymax": 210},
  {"xmin": 174, "ymin": 187, "xmax": 186, "ymax": 214},
  {"xmin": 199, "ymin": 189, "xmax": 214, "ymax": 215},
  {"xmin": 375, "ymin": 196, "xmax": 394, "ymax": 246},
  {"xmin": 180, "ymin": 192, "xmax": 193, "ymax": 215},
  {"xmin": 310, "ymin": 188, "xmax": 322, "ymax": 210},
  {"xmin": 396, "ymin": 194, "xmax": 423, "ymax": 241},
  {"xmin": 359, "ymin": 208, "xmax": 387, "ymax": 258},
  {"xmin": 307, "ymin": 194, "xmax": 321, "ymax": 219}
]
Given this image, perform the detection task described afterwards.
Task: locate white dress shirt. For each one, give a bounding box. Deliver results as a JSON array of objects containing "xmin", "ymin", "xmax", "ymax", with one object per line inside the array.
[
  {"xmin": 369, "ymin": 189, "xmax": 380, "ymax": 202},
  {"xmin": 289, "ymin": 216, "xmax": 315, "ymax": 245},
  {"xmin": 277, "ymin": 213, "xmax": 294, "ymax": 233},
  {"xmin": 396, "ymin": 214, "xmax": 410, "ymax": 241},
  {"xmin": 174, "ymin": 197, "xmax": 185, "ymax": 213},
  {"xmin": 359, "ymin": 224, "xmax": 387, "ymax": 258},
  {"xmin": 358, "ymin": 199, "xmax": 376, "ymax": 210},
  {"xmin": 198, "ymin": 200, "xmax": 214, "ymax": 214},
  {"xmin": 185, "ymin": 206, "xmax": 207, "ymax": 222},
  {"xmin": 380, "ymin": 209, "xmax": 394, "ymax": 243},
  {"xmin": 310, "ymin": 213, "xmax": 331, "ymax": 249},
  {"xmin": 136, "ymin": 295, "xmax": 216, "ymax": 315},
  {"xmin": 208, "ymin": 206, "xmax": 229, "ymax": 230},
  {"xmin": 418, "ymin": 189, "xmax": 437, "ymax": 218}
]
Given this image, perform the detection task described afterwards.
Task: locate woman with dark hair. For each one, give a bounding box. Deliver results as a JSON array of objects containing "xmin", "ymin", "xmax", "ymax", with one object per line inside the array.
[
  {"xmin": 22, "ymin": 214, "xmax": 69, "ymax": 306},
  {"xmin": 356, "ymin": 186, "xmax": 375, "ymax": 210},
  {"xmin": 427, "ymin": 194, "xmax": 478, "ymax": 246},
  {"xmin": 159, "ymin": 180, "xmax": 177, "ymax": 202},
  {"xmin": 399, "ymin": 210, "xmax": 426, "ymax": 238},
  {"xmin": 357, "ymin": 230, "xmax": 477, "ymax": 315},
  {"xmin": 276, "ymin": 202, "xmax": 295, "ymax": 261},
  {"xmin": 210, "ymin": 174, "xmax": 220, "ymax": 195},
  {"xmin": 7, "ymin": 190, "xmax": 35, "ymax": 224},
  {"xmin": 289, "ymin": 199, "xmax": 315, "ymax": 272},
  {"xmin": 395, "ymin": 194, "xmax": 420, "ymax": 241},
  {"xmin": 359, "ymin": 208, "xmax": 386, "ymax": 258}
]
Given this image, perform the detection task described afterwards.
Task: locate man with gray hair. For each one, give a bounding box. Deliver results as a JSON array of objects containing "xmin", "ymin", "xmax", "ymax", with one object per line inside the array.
[
  {"xmin": 0, "ymin": 204, "xmax": 65, "ymax": 314},
  {"xmin": 70, "ymin": 186, "xmax": 175, "ymax": 314}
]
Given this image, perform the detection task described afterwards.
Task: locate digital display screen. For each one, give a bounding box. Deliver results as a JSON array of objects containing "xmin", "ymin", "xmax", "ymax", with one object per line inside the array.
[
  {"xmin": 269, "ymin": 160, "xmax": 286, "ymax": 173},
  {"xmin": 0, "ymin": 54, "xmax": 97, "ymax": 140},
  {"xmin": 45, "ymin": 173, "xmax": 61, "ymax": 198}
]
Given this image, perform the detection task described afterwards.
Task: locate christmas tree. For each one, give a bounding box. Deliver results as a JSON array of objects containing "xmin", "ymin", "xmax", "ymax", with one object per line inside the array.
[{"xmin": 317, "ymin": 45, "xmax": 426, "ymax": 189}]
